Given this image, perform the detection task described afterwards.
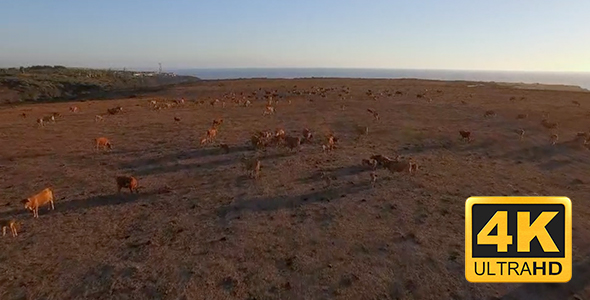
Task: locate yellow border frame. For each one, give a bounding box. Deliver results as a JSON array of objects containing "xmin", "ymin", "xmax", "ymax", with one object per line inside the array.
[{"xmin": 465, "ymin": 196, "xmax": 572, "ymax": 283}]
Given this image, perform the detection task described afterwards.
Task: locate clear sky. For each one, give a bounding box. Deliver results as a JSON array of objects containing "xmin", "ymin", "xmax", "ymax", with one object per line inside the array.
[{"xmin": 1, "ymin": 0, "xmax": 589, "ymax": 72}]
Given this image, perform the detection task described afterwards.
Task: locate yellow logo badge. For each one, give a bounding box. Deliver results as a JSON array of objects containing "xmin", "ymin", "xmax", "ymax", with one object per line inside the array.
[{"xmin": 465, "ymin": 197, "xmax": 571, "ymax": 283}]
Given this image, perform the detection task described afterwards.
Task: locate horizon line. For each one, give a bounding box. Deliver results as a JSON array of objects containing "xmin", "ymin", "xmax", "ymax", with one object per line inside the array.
[
  {"xmin": 169, "ymin": 67, "xmax": 590, "ymax": 74},
  {"xmin": 2, "ymin": 65, "xmax": 589, "ymax": 74}
]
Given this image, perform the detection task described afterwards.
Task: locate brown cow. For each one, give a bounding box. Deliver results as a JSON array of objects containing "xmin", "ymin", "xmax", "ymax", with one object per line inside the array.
[
  {"xmin": 459, "ymin": 130, "xmax": 472, "ymax": 142},
  {"xmin": 362, "ymin": 158, "xmax": 378, "ymax": 170},
  {"xmin": 484, "ymin": 110, "xmax": 496, "ymax": 118},
  {"xmin": 1, "ymin": 219, "xmax": 18, "ymax": 237},
  {"xmin": 367, "ymin": 109, "xmax": 380, "ymax": 120},
  {"xmin": 302, "ymin": 128, "xmax": 313, "ymax": 143},
  {"xmin": 251, "ymin": 135, "xmax": 266, "ymax": 150},
  {"xmin": 212, "ymin": 118, "xmax": 223, "ymax": 128},
  {"xmin": 517, "ymin": 129, "xmax": 525, "ymax": 141},
  {"xmin": 370, "ymin": 154, "xmax": 396, "ymax": 167},
  {"xmin": 550, "ymin": 133, "xmax": 559, "ymax": 145},
  {"xmin": 241, "ymin": 155, "xmax": 261, "ymax": 179},
  {"xmin": 22, "ymin": 188, "xmax": 55, "ymax": 218},
  {"xmin": 284, "ymin": 136, "xmax": 302, "ymax": 152},
  {"xmin": 370, "ymin": 172, "xmax": 378, "ymax": 188},
  {"xmin": 541, "ymin": 119, "xmax": 558, "ymax": 129},
  {"xmin": 385, "ymin": 159, "xmax": 418, "ymax": 174},
  {"xmin": 263, "ymin": 104, "xmax": 275, "ymax": 115},
  {"xmin": 116, "ymin": 176, "xmax": 139, "ymax": 193},
  {"xmin": 95, "ymin": 137, "xmax": 112, "ymax": 151},
  {"xmin": 107, "ymin": 106, "xmax": 123, "ymax": 115}
]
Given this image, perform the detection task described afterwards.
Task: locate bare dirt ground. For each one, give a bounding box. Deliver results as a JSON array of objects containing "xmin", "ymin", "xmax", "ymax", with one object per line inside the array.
[{"xmin": 1, "ymin": 78, "xmax": 590, "ymax": 300}]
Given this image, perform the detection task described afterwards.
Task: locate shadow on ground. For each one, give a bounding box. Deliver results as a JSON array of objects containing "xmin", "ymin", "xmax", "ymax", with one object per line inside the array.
[
  {"xmin": 121, "ymin": 147, "xmax": 296, "ymax": 176},
  {"xmin": 0, "ymin": 190, "xmax": 159, "ymax": 220},
  {"xmin": 499, "ymin": 254, "xmax": 590, "ymax": 300},
  {"xmin": 217, "ymin": 180, "xmax": 372, "ymax": 219}
]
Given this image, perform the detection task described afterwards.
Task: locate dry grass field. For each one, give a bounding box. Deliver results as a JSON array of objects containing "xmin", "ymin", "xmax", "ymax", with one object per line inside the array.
[{"xmin": 1, "ymin": 78, "xmax": 590, "ymax": 300}]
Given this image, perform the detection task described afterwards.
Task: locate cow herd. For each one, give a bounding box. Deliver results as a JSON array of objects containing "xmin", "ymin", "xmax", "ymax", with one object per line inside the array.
[{"xmin": 2, "ymin": 83, "xmax": 587, "ymax": 239}]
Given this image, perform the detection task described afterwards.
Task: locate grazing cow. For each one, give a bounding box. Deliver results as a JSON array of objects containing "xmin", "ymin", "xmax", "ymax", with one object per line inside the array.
[
  {"xmin": 200, "ymin": 128, "xmax": 218, "ymax": 145},
  {"xmin": 367, "ymin": 109, "xmax": 380, "ymax": 121},
  {"xmin": 36, "ymin": 118, "xmax": 44, "ymax": 127},
  {"xmin": 263, "ymin": 105, "xmax": 275, "ymax": 116},
  {"xmin": 256, "ymin": 130, "xmax": 272, "ymax": 139},
  {"xmin": 22, "ymin": 188, "xmax": 55, "ymax": 218},
  {"xmin": 107, "ymin": 106, "xmax": 123, "ymax": 115},
  {"xmin": 95, "ymin": 115, "xmax": 104, "ymax": 122},
  {"xmin": 550, "ymin": 133, "xmax": 559, "ymax": 145},
  {"xmin": 517, "ymin": 129, "xmax": 525, "ymax": 140},
  {"xmin": 42, "ymin": 115, "xmax": 56, "ymax": 123},
  {"xmin": 251, "ymin": 135, "xmax": 266, "ymax": 150},
  {"xmin": 370, "ymin": 172, "xmax": 377, "ymax": 188},
  {"xmin": 1, "ymin": 219, "xmax": 18, "ymax": 237},
  {"xmin": 116, "ymin": 176, "xmax": 139, "ymax": 193},
  {"xmin": 302, "ymin": 128, "xmax": 313, "ymax": 143},
  {"xmin": 575, "ymin": 132, "xmax": 589, "ymax": 144},
  {"xmin": 212, "ymin": 118, "xmax": 223, "ymax": 128},
  {"xmin": 241, "ymin": 155, "xmax": 261, "ymax": 179},
  {"xmin": 459, "ymin": 130, "xmax": 472, "ymax": 142},
  {"xmin": 207, "ymin": 127, "xmax": 218, "ymax": 140},
  {"xmin": 21, "ymin": 112, "xmax": 27, "ymax": 118},
  {"xmin": 95, "ymin": 137, "xmax": 112, "ymax": 151},
  {"xmin": 284, "ymin": 136, "xmax": 302, "ymax": 152},
  {"xmin": 370, "ymin": 154, "xmax": 396, "ymax": 167},
  {"xmin": 174, "ymin": 116, "xmax": 181, "ymax": 122},
  {"xmin": 541, "ymin": 119, "xmax": 558, "ymax": 129},
  {"xmin": 362, "ymin": 158, "xmax": 378, "ymax": 170},
  {"xmin": 385, "ymin": 159, "xmax": 418, "ymax": 174},
  {"xmin": 573, "ymin": 100, "xmax": 581, "ymax": 107},
  {"xmin": 324, "ymin": 133, "xmax": 338, "ymax": 151},
  {"xmin": 484, "ymin": 110, "xmax": 496, "ymax": 118},
  {"xmin": 275, "ymin": 129, "xmax": 286, "ymax": 138},
  {"xmin": 70, "ymin": 106, "xmax": 79, "ymax": 112},
  {"xmin": 516, "ymin": 113, "xmax": 528, "ymax": 119}
]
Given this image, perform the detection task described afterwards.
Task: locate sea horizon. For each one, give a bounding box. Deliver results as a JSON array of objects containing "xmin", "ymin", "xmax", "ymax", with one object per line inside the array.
[{"xmin": 170, "ymin": 68, "xmax": 590, "ymax": 90}]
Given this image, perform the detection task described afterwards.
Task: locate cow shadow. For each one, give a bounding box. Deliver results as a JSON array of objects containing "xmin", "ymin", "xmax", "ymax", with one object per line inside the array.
[
  {"xmin": 0, "ymin": 190, "xmax": 159, "ymax": 220},
  {"xmin": 499, "ymin": 255, "xmax": 590, "ymax": 300},
  {"xmin": 119, "ymin": 144, "xmax": 253, "ymax": 170},
  {"xmin": 498, "ymin": 142, "xmax": 590, "ymax": 170},
  {"xmin": 299, "ymin": 164, "xmax": 370, "ymax": 184},
  {"xmin": 397, "ymin": 137, "xmax": 491, "ymax": 156},
  {"xmin": 217, "ymin": 180, "xmax": 372, "ymax": 219},
  {"xmin": 123, "ymin": 147, "xmax": 297, "ymax": 177}
]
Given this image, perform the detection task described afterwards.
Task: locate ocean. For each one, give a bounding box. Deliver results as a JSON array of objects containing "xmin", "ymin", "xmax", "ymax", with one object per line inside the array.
[{"xmin": 172, "ymin": 68, "xmax": 590, "ymax": 90}]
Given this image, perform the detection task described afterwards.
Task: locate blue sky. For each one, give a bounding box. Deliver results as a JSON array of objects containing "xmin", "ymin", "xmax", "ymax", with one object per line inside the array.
[{"xmin": 1, "ymin": 0, "xmax": 589, "ymax": 72}]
